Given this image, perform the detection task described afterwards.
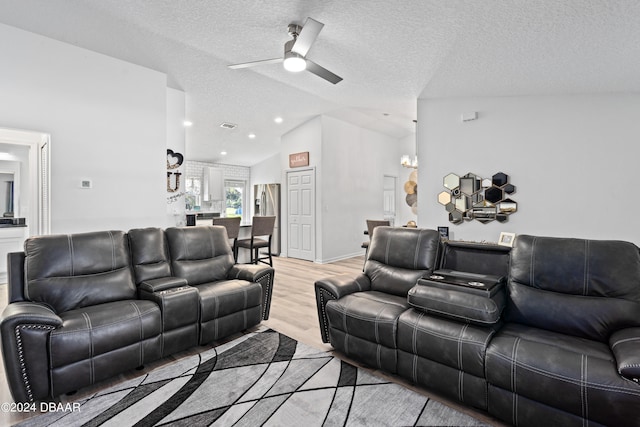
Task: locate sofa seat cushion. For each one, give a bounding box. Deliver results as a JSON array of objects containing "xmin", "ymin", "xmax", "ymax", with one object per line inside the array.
[
  {"xmin": 50, "ymin": 300, "xmax": 161, "ymax": 369},
  {"xmin": 486, "ymin": 323, "xmax": 640, "ymax": 426},
  {"xmin": 196, "ymin": 279, "xmax": 262, "ymax": 322},
  {"xmin": 398, "ymin": 309, "xmax": 500, "ymax": 378},
  {"xmin": 325, "ymin": 291, "xmax": 409, "ymax": 349}
]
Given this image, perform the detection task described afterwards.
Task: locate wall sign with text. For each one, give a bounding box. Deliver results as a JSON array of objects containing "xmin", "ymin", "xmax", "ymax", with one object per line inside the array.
[{"xmin": 289, "ymin": 151, "xmax": 309, "ymax": 168}]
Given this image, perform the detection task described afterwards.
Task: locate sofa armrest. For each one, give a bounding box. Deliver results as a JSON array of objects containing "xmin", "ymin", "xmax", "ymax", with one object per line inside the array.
[
  {"xmin": 7, "ymin": 252, "xmax": 26, "ymax": 303},
  {"xmin": 228, "ymin": 264, "xmax": 275, "ymax": 320},
  {"xmin": 314, "ymin": 273, "xmax": 371, "ymax": 343},
  {"xmin": 610, "ymin": 327, "xmax": 640, "ymax": 382},
  {"xmin": 0, "ymin": 302, "xmax": 62, "ymax": 402},
  {"xmin": 138, "ymin": 277, "xmax": 188, "ymax": 293}
]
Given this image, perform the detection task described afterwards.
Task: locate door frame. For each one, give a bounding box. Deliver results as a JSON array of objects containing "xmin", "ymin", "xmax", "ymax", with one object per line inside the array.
[
  {"xmin": 284, "ymin": 167, "xmax": 316, "ymax": 262},
  {"xmin": 0, "ymin": 127, "xmax": 50, "ymax": 236}
]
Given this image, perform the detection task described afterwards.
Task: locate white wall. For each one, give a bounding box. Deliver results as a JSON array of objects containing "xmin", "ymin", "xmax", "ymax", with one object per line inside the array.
[
  {"xmin": 278, "ymin": 115, "xmax": 405, "ymax": 263},
  {"xmin": 166, "ymin": 88, "xmax": 186, "ymax": 226},
  {"xmin": 0, "ymin": 24, "xmax": 168, "ymax": 234},
  {"xmin": 320, "ymin": 116, "xmax": 401, "ymax": 262},
  {"xmin": 417, "ymin": 93, "xmax": 640, "ymax": 245},
  {"xmin": 279, "ymin": 116, "xmax": 322, "ymax": 259}
]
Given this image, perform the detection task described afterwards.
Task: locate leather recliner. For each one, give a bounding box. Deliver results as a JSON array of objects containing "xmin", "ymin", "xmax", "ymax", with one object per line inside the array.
[
  {"xmin": 0, "ymin": 225, "xmax": 275, "ymax": 402},
  {"xmin": 1, "ymin": 231, "xmax": 162, "ymax": 402},
  {"xmin": 165, "ymin": 226, "xmax": 274, "ymax": 344},
  {"xmin": 316, "ymin": 230, "xmax": 640, "ymax": 426},
  {"xmin": 485, "ymin": 235, "xmax": 640, "ymax": 426},
  {"xmin": 315, "ymin": 226, "xmax": 441, "ymax": 372}
]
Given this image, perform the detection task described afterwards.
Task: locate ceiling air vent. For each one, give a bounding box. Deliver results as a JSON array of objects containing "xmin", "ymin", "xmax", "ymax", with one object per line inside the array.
[{"xmin": 220, "ymin": 122, "xmax": 237, "ymax": 130}]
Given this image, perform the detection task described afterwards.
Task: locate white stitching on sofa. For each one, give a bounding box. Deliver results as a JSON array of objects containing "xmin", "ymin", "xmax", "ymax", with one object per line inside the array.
[
  {"xmin": 580, "ymin": 354, "xmax": 588, "ymax": 421},
  {"xmin": 50, "ymin": 306, "xmax": 159, "ymax": 335},
  {"xmin": 583, "ymin": 240, "xmax": 589, "ymax": 296},
  {"xmin": 458, "ymin": 324, "xmax": 468, "ymax": 371},
  {"xmin": 15, "ymin": 324, "xmax": 55, "ymax": 402},
  {"xmin": 81, "ymin": 312, "xmax": 94, "ymax": 385},
  {"xmin": 398, "ymin": 316, "xmax": 489, "ymax": 346},
  {"xmin": 490, "ymin": 351, "xmax": 640, "ymax": 396},
  {"xmin": 129, "ymin": 302, "xmax": 144, "ymax": 366},
  {"xmin": 412, "ymin": 311, "xmax": 423, "ymax": 354},
  {"xmin": 109, "ymin": 230, "xmax": 116, "ymax": 271},
  {"xmin": 384, "ymin": 234, "xmax": 391, "ymax": 265},
  {"xmin": 413, "ymin": 297, "xmax": 499, "ymax": 314},
  {"xmin": 611, "ymin": 336, "xmax": 640, "ymax": 348},
  {"xmin": 510, "ymin": 337, "xmax": 521, "ymax": 425},
  {"xmin": 68, "ymin": 235, "xmax": 74, "ymax": 276},
  {"xmin": 329, "ymin": 307, "xmax": 398, "ymax": 324},
  {"xmin": 413, "ymin": 232, "xmax": 423, "ymax": 269}
]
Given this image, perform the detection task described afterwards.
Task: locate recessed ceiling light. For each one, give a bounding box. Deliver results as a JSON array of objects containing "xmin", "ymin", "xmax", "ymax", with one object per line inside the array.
[
  {"xmin": 248, "ymin": 133, "xmax": 256, "ymax": 139},
  {"xmin": 220, "ymin": 151, "xmax": 227, "ymax": 155},
  {"xmin": 183, "ymin": 120, "xmax": 193, "ymax": 127},
  {"xmin": 274, "ymin": 117, "xmax": 283, "ymax": 124}
]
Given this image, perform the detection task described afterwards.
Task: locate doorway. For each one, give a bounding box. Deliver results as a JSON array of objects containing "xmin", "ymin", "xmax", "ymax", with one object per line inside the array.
[
  {"xmin": 286, "ymin": 168, "xmax": 315, "ymax": 261},
  {"xmin": 0, "ymin": 128, "xmax": 50, "ymax": 282},
  {"xmin": 0, "ymin": 128, "xmax": 51, "ymax": 236},
  {"xmin": 383, "ymin": 175, "xmax": 397, "ymax": 225}
]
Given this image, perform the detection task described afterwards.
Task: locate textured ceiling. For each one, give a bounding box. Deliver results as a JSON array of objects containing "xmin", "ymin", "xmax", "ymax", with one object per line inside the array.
[{"xmin": 1, "ymin": 0, "xmax": 639, "ymax": 166}]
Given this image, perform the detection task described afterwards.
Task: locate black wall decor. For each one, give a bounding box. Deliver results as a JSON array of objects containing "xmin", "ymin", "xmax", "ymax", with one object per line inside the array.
[
  {"xmin": 437, "ymin": 172, "xmax": 517, "ymax": 224},
  {"xmin": 167, "ymin": 149, "xmax": 184, "ymax": 193}
]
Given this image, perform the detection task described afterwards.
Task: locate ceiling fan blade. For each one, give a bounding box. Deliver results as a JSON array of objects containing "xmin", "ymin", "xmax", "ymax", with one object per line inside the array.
[
  {"xmin": 228, "ymin": 57, "xmax": 282, "ymax": 69},
  {"xmin": 305, "ymin": 60, "xmax": 343, "ymax": 84},
  {"xmin": 291, "ymin": 17, "xmax": 324, "ymax": 57}
]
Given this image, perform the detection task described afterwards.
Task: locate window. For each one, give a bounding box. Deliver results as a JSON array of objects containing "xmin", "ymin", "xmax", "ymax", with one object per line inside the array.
[{"xmin": 225, "ymin": 180, "xmax": 246, "ymax": 221}]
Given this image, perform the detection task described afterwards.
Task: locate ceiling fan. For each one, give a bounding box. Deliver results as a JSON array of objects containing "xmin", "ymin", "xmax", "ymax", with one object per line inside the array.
[{"xmin": 228, "ymin": 17, "xmax": 343, "ymax": 84}]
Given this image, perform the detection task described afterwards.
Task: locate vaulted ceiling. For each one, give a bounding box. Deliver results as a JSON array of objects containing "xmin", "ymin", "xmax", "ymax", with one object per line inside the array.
[{"xmin": 1, "ymin": 0, "xmax": 639, "ymax": 166}]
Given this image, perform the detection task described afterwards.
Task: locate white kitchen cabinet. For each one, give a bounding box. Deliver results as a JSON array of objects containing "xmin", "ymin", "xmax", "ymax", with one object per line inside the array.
[
  {"xmin": 0, "ymin": 226, "xmax": 27, "ymax": 283},
  {"xmin": 203, "ymin": 167, "xmax": 223, "ymax": 201}
]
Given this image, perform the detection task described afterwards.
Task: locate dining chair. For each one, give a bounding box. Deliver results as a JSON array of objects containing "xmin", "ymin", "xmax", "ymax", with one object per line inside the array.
[
  {"xmin": 212, "ymin": 217, "xmax": 242, "ymax": 263},
  {"xmin": 361, "ymin": 219, "xmax": 391, "ymax": 257},
  {"xmin": 236, "ymin": 215, "xmax": 276, "ymax": 266}
]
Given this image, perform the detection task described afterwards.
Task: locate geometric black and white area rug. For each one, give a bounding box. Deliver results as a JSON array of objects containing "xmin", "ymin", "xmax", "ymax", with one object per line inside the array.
[{"xmin": 17, "ymin": 327, "xmax": 488, "ymax": 426}]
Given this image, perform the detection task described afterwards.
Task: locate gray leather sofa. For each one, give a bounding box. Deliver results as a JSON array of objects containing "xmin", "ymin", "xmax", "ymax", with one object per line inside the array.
[
  {"xmin": 316, "ymin": 227, "xmax": 640, "ymax": 427},
  {"xmin": 0, "ymin": 226, "xmax": 274, "ymax": 402}
]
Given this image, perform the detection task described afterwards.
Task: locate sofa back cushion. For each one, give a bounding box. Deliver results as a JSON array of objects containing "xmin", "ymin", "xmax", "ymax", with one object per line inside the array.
[
  {"xmin": 364, "ymin": 227, "xmax": 440, "ymax": 297},
  {"xmin": 128, "ymin": 227, "xmax": 172, "ymax": 284},
  {"xmin": 165, "ymin": 226, "xmax": 233, "ymax": 285},
  {"xmin": 507, "ymin": 234, "xmax": 640, "ymax": 342},
  {"xmin": 25, "ymin": 230, "xmax": 136, "ymax": 313}
]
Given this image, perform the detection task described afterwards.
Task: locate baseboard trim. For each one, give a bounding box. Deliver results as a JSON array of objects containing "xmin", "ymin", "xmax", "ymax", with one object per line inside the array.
[{"xmin": 316, "ymin": 252, "xmax": 364, "ymax": 264}]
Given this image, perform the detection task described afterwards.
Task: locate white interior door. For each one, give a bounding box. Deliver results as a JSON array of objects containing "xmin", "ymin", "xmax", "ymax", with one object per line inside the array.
[{"xmin": 287, "ymin": 169, "xmax": 315, "ymax": 261}]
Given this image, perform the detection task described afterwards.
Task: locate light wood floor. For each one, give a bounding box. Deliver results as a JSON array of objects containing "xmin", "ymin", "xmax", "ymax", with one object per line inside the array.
[{"xmin": 0, "ymin": 255, "xmax": 505, "ymax": 426}]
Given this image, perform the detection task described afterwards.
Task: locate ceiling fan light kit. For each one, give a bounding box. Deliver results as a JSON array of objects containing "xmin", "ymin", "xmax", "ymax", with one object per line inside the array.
[
  {"xmin": 229, "ymin": 17, "xmax": 342, "ymax": 84},
  {"xmin": 283, "ymin": 39, "xmax": 306, "ymax": 72}
]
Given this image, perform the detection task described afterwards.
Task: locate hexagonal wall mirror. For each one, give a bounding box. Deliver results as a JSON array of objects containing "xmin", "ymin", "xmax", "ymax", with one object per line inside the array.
[{"xmin": 437, "ymin": 171, "xmax": 517, "ymax": 224}]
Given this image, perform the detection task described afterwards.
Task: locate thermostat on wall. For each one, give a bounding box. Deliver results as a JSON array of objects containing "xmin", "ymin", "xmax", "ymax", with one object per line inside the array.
[{"xmin": 80, "ymin": 179, "xmax": 92, "ymax": 189}]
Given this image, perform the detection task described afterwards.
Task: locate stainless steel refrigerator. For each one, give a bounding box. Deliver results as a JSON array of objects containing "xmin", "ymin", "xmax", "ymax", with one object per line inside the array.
[{"xmin": 254, "ymin": 183, "xmax": 281, "ymax": 255}]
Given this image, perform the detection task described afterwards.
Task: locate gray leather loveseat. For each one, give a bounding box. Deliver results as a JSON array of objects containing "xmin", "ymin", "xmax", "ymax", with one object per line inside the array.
[
  {"xmin": 316, "ymin": 227, "xmax": 640, "ymax": 426},
  {"xmin": 0, "ymin": 225, "xmax": 274, "ymax": 402}
]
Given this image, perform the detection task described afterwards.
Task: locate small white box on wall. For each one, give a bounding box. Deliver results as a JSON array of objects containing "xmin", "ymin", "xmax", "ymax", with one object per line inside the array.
[{"xmin": 461, "ymin": 112, "xmax": 478, "ymax": 122}]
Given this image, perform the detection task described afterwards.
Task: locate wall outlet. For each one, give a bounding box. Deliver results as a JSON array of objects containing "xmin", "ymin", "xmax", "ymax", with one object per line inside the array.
[{"xmin": 80, "ymin": 179, "xmax": 92, "ymax": 189}]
